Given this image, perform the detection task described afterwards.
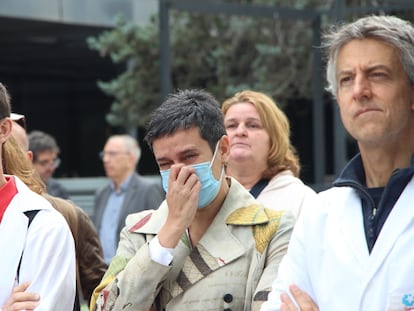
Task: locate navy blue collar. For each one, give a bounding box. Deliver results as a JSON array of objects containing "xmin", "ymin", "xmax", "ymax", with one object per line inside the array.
[
  {"xmin": 333, "ymin": 153, "xmax": 414, "ymax": 253},
  {"xmin": 333, "ymin": 153, "xmax": 414, "ymax": 188}
]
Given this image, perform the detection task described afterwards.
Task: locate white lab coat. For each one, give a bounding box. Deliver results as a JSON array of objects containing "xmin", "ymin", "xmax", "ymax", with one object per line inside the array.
[
  {"xmin": 0, "ymin": 176, "xmax": 76, "ymax": 310},
  {"xmin": 262, "ymin": 179, "xmax": 414, "ymax": 311}
]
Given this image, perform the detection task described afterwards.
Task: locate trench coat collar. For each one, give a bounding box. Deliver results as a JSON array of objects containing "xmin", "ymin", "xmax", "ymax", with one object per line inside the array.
[{"xmin": 127, "ymin": 177, "xmax": 269, "ymax": 234}]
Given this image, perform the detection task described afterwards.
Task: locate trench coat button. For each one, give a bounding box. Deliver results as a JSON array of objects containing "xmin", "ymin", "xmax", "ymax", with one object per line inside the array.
[{"xmin": 223, "ymin": 293, "xmax": 233, "ymax": 303}]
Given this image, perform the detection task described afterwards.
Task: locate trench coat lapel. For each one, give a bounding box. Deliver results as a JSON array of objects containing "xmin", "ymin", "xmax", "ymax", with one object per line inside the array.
[
  {"xmin": 169, "ymin": 178, "xmax": 257, "ymax": 298},
  {"xmin": 134, "ymin": 179, "xmax": 264, "ymax": 299},
  {"xmin": 169, "ymin": 219, "xmax": 246, "ymax": 298}
]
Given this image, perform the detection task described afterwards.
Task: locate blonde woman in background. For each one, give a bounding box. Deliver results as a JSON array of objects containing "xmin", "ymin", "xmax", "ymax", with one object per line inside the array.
[{"xmin": 222, "ymin": 90, "xmax": 316, "ymax": 219}]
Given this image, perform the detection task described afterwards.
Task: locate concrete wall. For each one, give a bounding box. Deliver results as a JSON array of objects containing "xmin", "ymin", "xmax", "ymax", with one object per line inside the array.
[{"xmin": 0, "ymin": 0, "xmax": 157, "ymax": 26}]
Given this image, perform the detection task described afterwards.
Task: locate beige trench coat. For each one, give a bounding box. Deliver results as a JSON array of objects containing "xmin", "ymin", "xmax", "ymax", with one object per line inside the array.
[{"xmin": 92, "ymin": 178, "xmax": 295, "ymax": 311}]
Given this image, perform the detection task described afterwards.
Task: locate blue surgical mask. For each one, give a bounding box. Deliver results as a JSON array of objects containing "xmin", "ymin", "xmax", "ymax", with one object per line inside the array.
[{"xmin": 160, "ymin": 142, "xmax": 224, "ymax": 209}]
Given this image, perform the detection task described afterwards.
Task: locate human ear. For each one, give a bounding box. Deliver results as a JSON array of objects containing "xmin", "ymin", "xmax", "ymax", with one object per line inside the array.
[
  {"xmin": 0, "ymin": 118, "xmax": 12, "ymax": 145},
  {"xmin": 218, "ymin": 135, "xmax": 230, "ymax": 160}
]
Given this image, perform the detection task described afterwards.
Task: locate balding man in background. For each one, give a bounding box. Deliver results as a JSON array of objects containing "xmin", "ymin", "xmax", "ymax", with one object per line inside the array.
[{"xmin": 94, "ymin": 134, "xmax": 164, "ymax": 263}]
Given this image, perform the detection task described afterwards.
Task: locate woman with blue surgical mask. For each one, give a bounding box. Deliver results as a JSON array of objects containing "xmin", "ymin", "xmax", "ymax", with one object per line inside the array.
[
  {"xmin": 160, "ymin": 141, "xmax": 224, "ymax": 208},
  {"xmin": 92, "ymin": 89, "xmax": 295, "ymax": 311}
]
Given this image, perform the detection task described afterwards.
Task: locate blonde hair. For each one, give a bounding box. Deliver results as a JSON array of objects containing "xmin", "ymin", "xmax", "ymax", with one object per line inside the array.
[
  {"xmin": 3, "ymin": 136, "xmax": 45, "ymax": 194},
  {"xmin": 222, "ymin": 90, "xmax": 300, "ymax": 178}
]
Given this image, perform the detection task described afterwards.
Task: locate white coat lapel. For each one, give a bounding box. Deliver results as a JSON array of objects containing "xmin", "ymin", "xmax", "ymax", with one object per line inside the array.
[
  {"xmin": 367, "ymin": 180, "xmax": 414, "ymax": 276},
  {"xmin": 338, "ymin": 188, "xmax": 370, "ymax": 264},
  {"xmin": 0, "ymin": 205, "xmax": 28, "ymax": 304}
]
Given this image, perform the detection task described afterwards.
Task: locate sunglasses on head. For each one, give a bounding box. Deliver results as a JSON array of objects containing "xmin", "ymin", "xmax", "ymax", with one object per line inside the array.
[{"xmin": 10, "ymin": 113, "xmax": 27, "ymax": 130}]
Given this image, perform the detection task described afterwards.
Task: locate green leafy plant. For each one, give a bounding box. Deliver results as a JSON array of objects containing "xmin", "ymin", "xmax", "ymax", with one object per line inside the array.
[
  {"xmin": 87, "ymin": 15, "xmax": 160, "ymax": 130},
  {"xmin": 88, "ymin": 0, "xmax": 404, "ymax": 131}
]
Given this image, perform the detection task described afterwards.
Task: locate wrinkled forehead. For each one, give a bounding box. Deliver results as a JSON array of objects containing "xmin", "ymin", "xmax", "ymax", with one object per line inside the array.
[{"xmin": 336, "ymin": 38, "xmax": 402, "ymax": 73}]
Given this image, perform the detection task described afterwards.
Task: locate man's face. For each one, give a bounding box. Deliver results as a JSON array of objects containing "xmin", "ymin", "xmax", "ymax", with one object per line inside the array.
[
  {"xmin": 101, "ymin": 137, "xmax": 135, "ymax": 182},
  {"xmin": 336, "ymin": 38, "xmax": 414, "ymax": 148},
  {"xmin": 33, "ymin": 150, "xmax": 59, "ymax": 183},
  {"xmin": 152, "ymin": 127, "xmax": 227, "ymax": 181}
]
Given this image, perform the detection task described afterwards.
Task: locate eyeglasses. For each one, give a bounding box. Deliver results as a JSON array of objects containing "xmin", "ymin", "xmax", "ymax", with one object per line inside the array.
[
  {"xmin": 99, "ymin": 150, "xmax": 129, "ymax": 160},
  {"xmin": 35, "ymin": 157, "xmax": 61, "ymax": 169}
]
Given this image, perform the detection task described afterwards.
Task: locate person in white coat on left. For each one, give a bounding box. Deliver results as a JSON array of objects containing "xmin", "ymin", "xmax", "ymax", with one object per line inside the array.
[{"xmin": 0, "ymin": 82, "xmax": 76, "ymax": 310}]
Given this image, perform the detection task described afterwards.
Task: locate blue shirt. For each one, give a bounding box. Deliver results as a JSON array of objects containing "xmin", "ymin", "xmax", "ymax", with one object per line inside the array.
[{"xmin": 99, "ymin": 175, "xmax": 132, "ymax": 263}]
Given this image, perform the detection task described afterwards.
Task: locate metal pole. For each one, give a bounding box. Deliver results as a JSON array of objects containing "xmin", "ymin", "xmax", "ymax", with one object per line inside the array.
[
  {"xmin": 332, "ymin": 0, "xmax": 348, "ymax": 176},
  {"xmin": 159, "ymin": 0, "xmax": 171, "ymax": 101},
  {"xmin": 311, "ymin": 15, "xmax": 325, "ymax": 186}
]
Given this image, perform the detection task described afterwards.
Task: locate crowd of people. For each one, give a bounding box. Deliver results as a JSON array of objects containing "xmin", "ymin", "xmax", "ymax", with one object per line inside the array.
[{"xmin": 1, "ymin": 14, "xmax": 413, "ymax": 311}]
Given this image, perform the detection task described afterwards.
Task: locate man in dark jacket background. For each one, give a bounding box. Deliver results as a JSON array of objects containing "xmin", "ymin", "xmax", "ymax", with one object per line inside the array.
[{"xmin": 94, "ymin": 134, "xmax": 164, "ymax": 263}]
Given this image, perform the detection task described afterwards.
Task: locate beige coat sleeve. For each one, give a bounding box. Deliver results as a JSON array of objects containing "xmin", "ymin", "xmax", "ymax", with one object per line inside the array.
[
  {"xmin": 92, "ymin": 226, "xmax": 170, "ymax": 311},
  {"xmin": 250, "ymin": 211, "xmax": 295, "ymax": 311}
]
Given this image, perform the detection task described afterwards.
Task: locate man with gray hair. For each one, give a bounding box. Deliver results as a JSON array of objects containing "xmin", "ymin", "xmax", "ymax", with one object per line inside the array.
[
  {"xmin": 94, "ymin": 134, "xmax": 164, "ymax": 263},
  {"xmin": 262, "ymin": 15, "xmax": 414, "ymax": 311}
]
